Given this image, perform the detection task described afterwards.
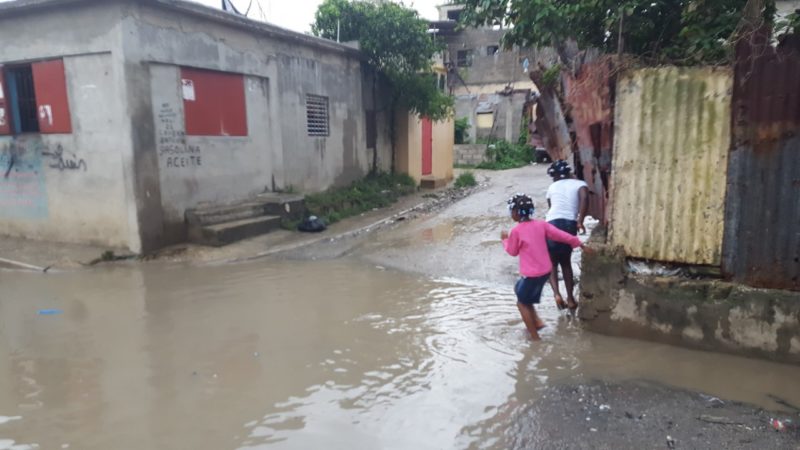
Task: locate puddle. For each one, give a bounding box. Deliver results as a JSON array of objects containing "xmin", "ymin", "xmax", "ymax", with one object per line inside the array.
[{"xmin": 0, "ymin": 259, "xmax": 798, "ymax": 449}]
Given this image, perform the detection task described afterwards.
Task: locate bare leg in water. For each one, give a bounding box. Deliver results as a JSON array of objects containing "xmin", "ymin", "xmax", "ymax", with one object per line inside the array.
[
  {"xmin": 517, "ymin": 302, "xmax": 545, "ymax": 340},
  {"xmin": 549, "ymin": 255, "xmax": 567, "ymax": 310},
  {"xmin": 558, "ymin": 253, "xmax": 577, "ymax": 309}
]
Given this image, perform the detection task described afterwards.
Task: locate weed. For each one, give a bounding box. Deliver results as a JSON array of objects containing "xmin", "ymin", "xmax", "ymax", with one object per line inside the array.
[
  {"xmin": 454, "ymin": 171, "xmax": 477, "ymax": 188},
  {"xmin": 454, "ymin": 117, "xmax": 471, "ymax": 144},
  {"xmin": 280, "ymin": 218, "xmax": 302, "ymax": 231},
  {"xmin": 476, "ymin": 139, "xmax": 534, "ymax": 170},
  {"xmin": 304, "ymin": 172, "xmax": 416, "ymax": 225}
]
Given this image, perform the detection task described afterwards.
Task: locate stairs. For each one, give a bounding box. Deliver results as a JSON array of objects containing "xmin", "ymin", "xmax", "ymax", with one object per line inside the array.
[
  {"xmin": 420, "ymin": 176, "xmax": 448, "ymax": 189},
  {"xmin": 186, "ymin": 193, "xmax": 305, "ymax": 246}
]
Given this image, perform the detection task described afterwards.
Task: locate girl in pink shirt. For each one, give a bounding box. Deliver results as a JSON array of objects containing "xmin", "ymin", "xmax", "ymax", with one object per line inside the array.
[{"xmin": 501, "ymin": 193, "xmax": 590, "ymax": 340}]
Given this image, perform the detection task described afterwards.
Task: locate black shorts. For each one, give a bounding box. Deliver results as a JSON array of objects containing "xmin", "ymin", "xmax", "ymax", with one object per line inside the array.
[
  {"xmin": 547, "ymin": 219, "xmax": 578, "ymax": 259},
  {"xmin": 514, "ymin": 274, "xmax": 550, "ymax": 305}
]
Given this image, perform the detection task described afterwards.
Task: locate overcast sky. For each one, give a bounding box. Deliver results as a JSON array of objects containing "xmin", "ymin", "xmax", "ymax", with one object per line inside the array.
[{"xmin": 198, "ymin": 0, "xmax": 442, "ymax": 33}]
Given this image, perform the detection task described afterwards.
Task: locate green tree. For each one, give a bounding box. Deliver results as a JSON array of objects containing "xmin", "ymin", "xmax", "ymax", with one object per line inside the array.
[
  {"xmin": 313, "ymin": 0, "xmax": 454, "ymax": 173},
  {"xmin": 458, "ymin": 0, "xmax": 773, "ymax": 65},
  {"xmin": 457, "ymin": 0, "xmax": 776, "ymax": 159}
]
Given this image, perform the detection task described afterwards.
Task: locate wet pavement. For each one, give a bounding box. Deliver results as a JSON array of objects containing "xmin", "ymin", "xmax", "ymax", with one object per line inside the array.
[{"xmin": 1, "ymin": 166, "xmax": 799, "ymax": 449}]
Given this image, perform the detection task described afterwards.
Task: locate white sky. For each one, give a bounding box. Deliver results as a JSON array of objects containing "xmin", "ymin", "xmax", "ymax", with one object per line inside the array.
[{"xmin": 188, "ymin": 0, "xmax": 442, "ymax": 34}]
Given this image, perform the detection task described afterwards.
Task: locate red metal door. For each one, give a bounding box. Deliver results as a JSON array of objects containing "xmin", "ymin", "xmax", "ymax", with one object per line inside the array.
[
  {"xmin": 32, "ymin": 59, "xmax": 72, "ymax": 134},
  {"xmin": 421, "ymin": 117, "xmax": 433, "ymax": 176},
  {"xmin": 0, "ymin": 66, "xmax": 10, "ymax": 135}
]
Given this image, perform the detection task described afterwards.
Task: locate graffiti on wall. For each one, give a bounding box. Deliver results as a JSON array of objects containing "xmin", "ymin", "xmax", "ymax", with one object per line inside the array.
[
  {"xmin": 0, "ymin": 137, "xmax": 49, "ymax": 219},
  {"xmin": 157, "ymin": 103, "xmax": 202, "ymax": 169},
  {"xmin": 42, "ymin": 144, "xmax": 87, "ymax": 171}
]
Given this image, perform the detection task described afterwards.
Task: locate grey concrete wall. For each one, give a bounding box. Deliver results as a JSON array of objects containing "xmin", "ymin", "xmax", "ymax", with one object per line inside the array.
[
  {"xmin": 148, "ymin": 64, "xmax": 277, "ymax": 241},
  {"xmin": 454, "ymin": 144, "xmax": 486, "ymax": 166},
  {"xmin": 443, "ymin": 29, "xmax": 551, "ymax": 88},
  {"xmin": 275, "ymin": 53, "xmax": 369, "ymax": 191},
  {"xmin": 0, "ymin": 0, "xmax": 394, "ymax": 251},
  {"xmin": 120, "ymin": 2, "xmax": 390, "ymax": 246},
  {"xmin": 580, "ymin": 232, "xmax": 800, "ymax": 365},
  {"xmin": 454, "ymin": 91, "xmax": 528, "ymax": 143},
  {"xmin": 0, "ymin": 2, "xmax": 138, "ymax": 250}
]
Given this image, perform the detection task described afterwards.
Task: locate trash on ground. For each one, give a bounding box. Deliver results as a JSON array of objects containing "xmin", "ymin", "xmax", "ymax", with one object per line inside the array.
[
  {"xmin": 697, "ymin": 415, "xmax": 742, "ymax": 425},
  {"xmin": 297, "ymin": 216, "xmax": 327, "ymax": 233},
  {"xmin": 771, "ymin": 419, "xmax": 786, "ymax": 432},
  {"xmin": 38, "ymin": 309, "xmax": 63, "ymax": 315},
  {"xmin": 598, "ymin": 404, "xmax": 611, "ymax": 411},
  {"xmin": 627, "ymin": 260, "xmax": 683, "ymax": 277},
  {"xmin": 666, "ymin": 435, "xmax": 676, "ymax": 448}
]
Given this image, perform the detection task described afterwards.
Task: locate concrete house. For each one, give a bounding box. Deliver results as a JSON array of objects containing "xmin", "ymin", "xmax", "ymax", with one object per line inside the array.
[
  {"xmin": 432, "ymin": 4, "xmax": 539, "ymax": 146},
  {"xmin": 0, "ymin": 0, "xmax": 396, "ymax": 252}
]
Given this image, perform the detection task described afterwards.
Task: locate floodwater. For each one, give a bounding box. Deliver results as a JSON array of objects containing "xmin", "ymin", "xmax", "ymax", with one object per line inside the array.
[{"xmin": 1, "ymin": 258, "xmax": 799, "ymax": 450}]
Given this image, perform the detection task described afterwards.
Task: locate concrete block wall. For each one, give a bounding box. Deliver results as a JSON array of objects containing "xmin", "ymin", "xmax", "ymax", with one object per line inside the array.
[
  {"xmin": 0, "ymin": 0, "xmax": 396, "ymax": 252},
  {"xmin": 0, "ymin": 2, "xmax": 139, "ymax": 250},
  {"xmin": 454, "ymin": 144, "xmax": 487, "ymax": 166}
]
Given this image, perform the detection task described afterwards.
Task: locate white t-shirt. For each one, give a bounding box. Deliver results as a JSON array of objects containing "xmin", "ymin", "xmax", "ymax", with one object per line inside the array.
[{"xmin": 546, "ymin": 178, "xmax": 588, "ymax": 222}]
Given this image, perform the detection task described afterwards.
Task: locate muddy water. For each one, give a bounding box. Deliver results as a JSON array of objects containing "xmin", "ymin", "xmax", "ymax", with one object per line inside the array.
[{"xmin": 0, "ymin": 259, "xmax": 799, "ymax": 450}]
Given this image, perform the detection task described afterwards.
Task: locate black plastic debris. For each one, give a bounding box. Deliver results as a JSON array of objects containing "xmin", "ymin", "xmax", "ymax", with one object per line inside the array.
[{"xmin": 297, "ymin": 215, "xmax": 327, "ymax": 233}]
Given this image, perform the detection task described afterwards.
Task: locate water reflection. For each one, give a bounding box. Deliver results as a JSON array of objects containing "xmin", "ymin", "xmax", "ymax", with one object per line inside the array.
[{"xmin": 0, "ymin": 259, "xmax": 798, "ymax": 449}]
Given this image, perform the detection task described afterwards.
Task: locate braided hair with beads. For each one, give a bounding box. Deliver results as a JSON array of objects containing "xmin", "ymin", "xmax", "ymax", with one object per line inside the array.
[{"xmin": 507, "ymin": 193, "xmax": 535, "ymax": 221}]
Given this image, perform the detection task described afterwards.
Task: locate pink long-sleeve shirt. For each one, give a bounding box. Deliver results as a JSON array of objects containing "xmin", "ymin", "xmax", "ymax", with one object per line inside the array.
[{"xmin": 503, "ymin": 220, "xmax": 582, "ymax": 277}]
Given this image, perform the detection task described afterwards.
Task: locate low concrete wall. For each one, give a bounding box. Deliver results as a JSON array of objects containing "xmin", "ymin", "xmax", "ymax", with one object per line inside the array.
[
  {"xmin": 454, "ymin": 144, "xmax": 487, "ymax": 166},
  {"xmin": 580, "ymin": 230, "xmax": 800, "ymax": 365}
]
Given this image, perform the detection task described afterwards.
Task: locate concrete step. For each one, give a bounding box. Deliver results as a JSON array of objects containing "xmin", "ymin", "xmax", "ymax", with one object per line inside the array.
[
  {"xmin": 186, "ymin": 201, "xmax": 267, "ymax": 227},
  {"xmin": 420, "ymin": 177, "xmax": 448, "ymax": 189},
  {"xmin": 195, "ymin": 215, "xmax": 282, "ymax": 246},
  {"xmin": 187, "ymin": 194, "xmax": 306, "ymax": 227},
  {"xmin": 255, "ymin": 193, "xmax": 306, "ymax": 220}
]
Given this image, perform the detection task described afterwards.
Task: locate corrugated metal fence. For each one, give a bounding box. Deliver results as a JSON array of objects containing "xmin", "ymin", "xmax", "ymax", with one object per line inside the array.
[
  {"xmin": 610, "ymin": 67, "xmax": 732, "ymax": 265},
  {"xmin": 723, "ymin": 30, "xmax": 800, "ymax": 291}
]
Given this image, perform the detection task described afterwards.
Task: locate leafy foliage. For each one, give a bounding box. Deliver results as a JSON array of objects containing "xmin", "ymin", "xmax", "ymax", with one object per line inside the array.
[
  {"xmin": 304, "ymin": 172, "xmax": 416, "ymax": 225},
  {"xmin": 775, "ymin": 10, "xmax": 800, "ymax": 37},
  {"xmin": 313, "ymin": 0, "xmax": 453, "ymax": 120},
  {"xmin": 454, "ymin": 171, "xmax": 478, "ymax": 188},
  {"xmin": 454, "ymin": 117, "xmax": 471, "ymax": 144},
  {"xmin": 457, "ymin": 0, "xmax": 777, "ymax": 65},
  {"xmin": 477, "ymin": 140, "xmax": 533, "ymax": 170}
]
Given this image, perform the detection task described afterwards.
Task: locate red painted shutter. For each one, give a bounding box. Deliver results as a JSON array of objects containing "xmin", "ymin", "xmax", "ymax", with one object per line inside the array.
[
  {"xmin": 0, "ymin": 67, "xmax": 10, "ymax": 135},
  {"xmin": 32, "ymin": 59, "xmax": 72, "ymax": 134},
  {"xmin": 181, "ymin": 67, "xmax": 247, "ymax": 137}
]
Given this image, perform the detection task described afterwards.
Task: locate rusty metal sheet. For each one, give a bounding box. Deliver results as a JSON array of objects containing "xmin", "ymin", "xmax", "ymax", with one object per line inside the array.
[
  {"xmin": 610, "ymin": 66, "xmax": 733, "ymax": 265},
  {"xmin": 724, "ymin": 29, "xmax": 800, "ymax": 291},
  {"xmin": 565, "ymin": 57, "xmax": 615, "ymax": 224}
]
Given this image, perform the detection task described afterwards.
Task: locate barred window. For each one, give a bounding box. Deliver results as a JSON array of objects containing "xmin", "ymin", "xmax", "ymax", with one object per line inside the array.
[{"xmin": 306, "ymin": 94, "xmax": 329, "ymax": 137}]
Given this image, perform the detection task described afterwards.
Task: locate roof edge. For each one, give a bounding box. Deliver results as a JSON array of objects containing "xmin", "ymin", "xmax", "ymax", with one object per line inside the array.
[{"xmin": 0, "ymin": 0, "xmax": 364, "ymax": 59}]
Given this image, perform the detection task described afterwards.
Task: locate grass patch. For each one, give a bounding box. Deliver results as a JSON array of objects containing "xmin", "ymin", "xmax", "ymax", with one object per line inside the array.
[
  {"xmin": 304, "ymin": 172, "xmax": 416, "ymax": 225},
  {"xmin": 454, "ymin": 171, "xmax": 477, "ymax": 188},
  {"xmin": 476, "ymin": 140, "xmax": 534, "ymax": 170},
  {"xmin": 454, "ymin": 163, "xmax": 477, "ymax": 169}
]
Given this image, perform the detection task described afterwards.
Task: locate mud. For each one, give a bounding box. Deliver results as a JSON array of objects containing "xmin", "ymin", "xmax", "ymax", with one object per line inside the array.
[{"xmin": 0, "ymin": 166, "xmax": 798, "ymax": 449}]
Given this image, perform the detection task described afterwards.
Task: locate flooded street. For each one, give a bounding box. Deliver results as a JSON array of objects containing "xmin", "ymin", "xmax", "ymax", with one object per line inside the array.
[{"xmin": 1, "ymin": 167, "xmax": 799, "ymax": 449}]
